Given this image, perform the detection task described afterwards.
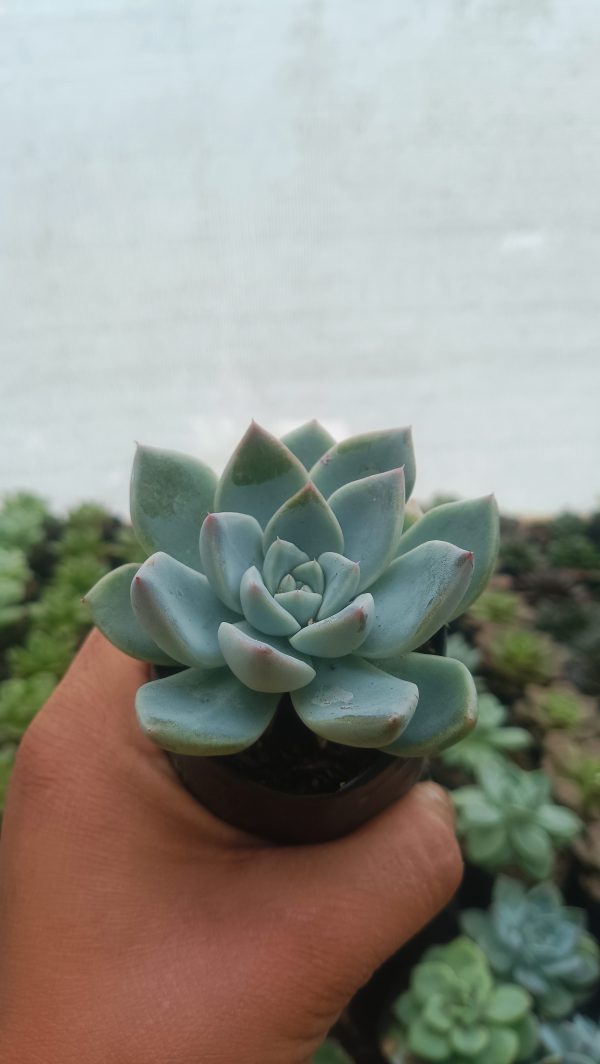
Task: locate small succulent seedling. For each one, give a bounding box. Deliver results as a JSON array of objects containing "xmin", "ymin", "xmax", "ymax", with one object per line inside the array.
[
  {"xmin": 461, "ymin": 876, "xmax": 600, "ymax": 1020},
  {"xmin": 85, "ymin": 423, "xmax": 499, "ymax": 759},
  {"xmin": 515, "ymin": 683, "xmax": 597, "ymax": 735},
  {"xmin": 440, "ymin": 692, "xmax": 531, "ymax": 775},
  {"xmin": 536, "ymin": 1015, "xmax": 600, "ymax": 1064},
  {"xmin": 389, "ymin": 936, "xmax": 537, "ymax": 1064},
  {"xmin": 452, "ymin": 761, "xmax": 581, "ymax": 880},
  {"xmin": 479, "ymin": 627, "xmax": 561, "ymax": 690}
]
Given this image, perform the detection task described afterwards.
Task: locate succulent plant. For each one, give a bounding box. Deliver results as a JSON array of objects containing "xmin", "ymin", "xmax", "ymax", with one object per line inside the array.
[
  {"xmin": 452, "ymin": 761, "xmax": 582, "ymax": 879},
  {"xmin": 7, "ymin": 627, "xmax": 79, "ymax": 682},
  {"xmin": 543, "ymin": 734, "xmax": 600, "ymax": 819},
  {"xmin": 467, "ymin": 586, "xmax": 531, "ymax": 628},
  {"xmin": 478, "ymin": 627, "xmax": 562, "ymax": 692},
  {"xmin": 0, "ymin": 673, "xmax": 57, "ymax": 741},
  {"xmin": 388, "ymin": 937, "xmax": 537, "ymax": 1064},
  {"xmin": 85, "ymin": 423, "xmax": 499, "ymax": 758},
  {"xmin": 440, "ymin": 693, "xmax": 531, "ymax": 775},
  {"xmin": 514, "ymin": 684, "xmax": 597, "ymax": 736},
  {"xmin": 536, "ymin": 1015, "xmax": 600, "ymax": 1064},
  {"xmin": 0, "ymin": 493, "xmax": 49, "ymax": 552},
  {"xmin": 461, "ymin": 876, "xmax": 600, "ymax": 1020}
]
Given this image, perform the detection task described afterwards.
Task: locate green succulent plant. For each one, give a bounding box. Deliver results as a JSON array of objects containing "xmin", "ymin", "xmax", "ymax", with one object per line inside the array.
[
  {"xmin": 514, "ymin": 684, "xmax": 597, "ymax": 735},
  {"xmin": 0, "ymin": 493, "xmax": 49, "ymax": 552},
  {"xmin": 480, "ymin": 627, "xmax": 561, "ymax": 690},
  {"xmin": 85, "ymin": 423, "xmax": 499, "ymax": 758},
  {"xmin": 440, "ymin": 693, "xmax": 531, "ymax": 775},
  {"xmin": 452, "ymin": 761, "xmax": 581, "ymax": 879},
  {"xmin": 467, "ymin": 588, "xmax": 528, "ymax": 627},
  {"xmin": 0, "ymin": 673, "xmax": 57, "ymax": 741},
  {"xmin": 312, "ymin": 1040, "xmax": 352, "ymax": 1063},
  {"xmin": 0, "ymin": 547, "xmax": 31, "ymax": 628},
  {"xmin": 0, "ymin": 744, "xmax": 17, "ymax": 809},
  {"xmin": 388, "ymin": 937, "xmax": 537, "ymax": 1064},
  {"xmin": 536, "ymin": 1015, "xmax": 600, "ymax": 1064},
  {"xmin": 7, "ymin": 627, "xmax": 78, "ymax": 682},
  {"xmin": 461, "ymin": 876, "xmax": 600, "ymax": 1020}
]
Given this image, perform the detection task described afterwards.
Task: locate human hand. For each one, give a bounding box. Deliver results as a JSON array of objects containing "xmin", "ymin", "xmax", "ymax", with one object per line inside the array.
[{"xmin": 0, "ymin": 629, "xmax": 462, "ymax": 1064}]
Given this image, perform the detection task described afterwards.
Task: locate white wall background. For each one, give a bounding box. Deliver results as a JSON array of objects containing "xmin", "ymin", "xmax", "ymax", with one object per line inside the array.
[{"xmin": 1, "ymin": 0, "xmax": 599, "ymax": 516}]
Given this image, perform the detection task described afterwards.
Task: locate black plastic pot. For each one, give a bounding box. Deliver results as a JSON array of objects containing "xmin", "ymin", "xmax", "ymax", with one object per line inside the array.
[{"xmin": 168, "ymin": 745, "xmax": 425, "ymax": 844}]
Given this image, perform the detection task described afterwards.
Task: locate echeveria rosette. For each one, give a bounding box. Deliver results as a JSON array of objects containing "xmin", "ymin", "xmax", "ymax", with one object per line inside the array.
[
  {"xmin": 461, "ymin": 877, "xmax": 600, "ymax": 1020},
  {"xmin": 389, "ymin": 937, "xmax": 538, "ymax": 1064},
  {"xmin": 84, "ymin": 421, "xmax": 500, "ymax": 758},
  {"xmin": 536, "ymin": 1016, "xmax": 600, "ymax": 1064},
  {"xmin": 452, "ymin": 761, "xmax": 582, "ymax": 881}
]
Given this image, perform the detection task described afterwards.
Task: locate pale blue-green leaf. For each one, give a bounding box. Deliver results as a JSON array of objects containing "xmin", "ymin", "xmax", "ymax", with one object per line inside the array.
[
  {"xmin": 263, "ymin": 483, "xmax": 344, "ymax": 558},
  {"xmin": 327, "ymin": 468, "xmax": 405, "ymax": 592},
  {"xmin": 509, "ymin": 823, "xmax": 553, "ymax": 871},
  {"xmin": 262, "ymin": 539, "xmax": 309, "ymax": 594},
  {"xmin": 135, "ymin": 667, "xmax": 278, "ymax": 755},
  {"xmin": 465, "ymin": 824, "xmax": 510, "ymax": 866},
  {"xmin": 83, "ymin": 563, "xmax": 177, "ymax": 666},
  {"xmin": 239, "ymin": 566, "xmax": 300, "ymax": 636},
  {"xmin": 536, "ymin": 803, "xmax": 582, "ymax": 840},
  {"xmin": 199, "ymin": 511, "xmax": 263, "ymax": 612},
  {"xmin": 289, "ymin": 594, "xmax": 374, "ymax": 657},
  {"xmin": 360, "ymin": 541, "xmax": 474, "ymax": 659},
  {"xmin": 408, "ymin": 1019, "xmax": 450, "ymax": 1062},
  {"xmin": 396, "ymin": 496, "xmax": 500, "ymax": 620},
  {"xmin": 130, "ymin": 444, "xmax": 217, "ymax": 571},
  {"xmin": 131, "ymin": 552, "xmax": 236, "ymax": 668},
  {"xmin": 317, "ymin": 552, "xmax": 361, "ymax": 620},
  {"xmin": 450, "ymin": 1025, "xmax": 488, "ymax": 1057},
  {"xmin": 379, "ymin": 652, "xmax": 478, "ymax": 756},
  {"xmin": 280, "ymin": 420, "xmax": 336, "ymax": 471},
  {"xmin": 310, "ymin": 427, "xmax": 416, "ymax": 501},
  {"xmin": 274, "ymin": 589, "xmax": 322, "ymax": 627},
  {"xmin": 278, "ymin": 574, "xmax": 296, "ymax": 593},
  {"xmin": 214, "ymin": 422, "xmax": 308, "ymax": 528},
  {"xmin": 291, "ymin": 560, "xmax": 324, "ymax": 593},
  {"xmin": 218, "ymin": 621, "xmax": 315, "ymax": 693},
  {"xmin": 291, "ymin": 655, "xmax": 417, "ymax": 747}
]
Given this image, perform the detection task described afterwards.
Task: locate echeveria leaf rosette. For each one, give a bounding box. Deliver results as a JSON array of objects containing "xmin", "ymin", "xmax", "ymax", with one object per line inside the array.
[{"xmin": 85, "ymin": 422, "xmax": 499, "ymax": 758}]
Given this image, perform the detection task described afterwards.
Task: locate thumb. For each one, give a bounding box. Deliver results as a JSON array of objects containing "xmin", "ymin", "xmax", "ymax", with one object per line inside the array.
[{"xmin": 288, "ymin": 782, "xmax": 462, "ymax": 996}]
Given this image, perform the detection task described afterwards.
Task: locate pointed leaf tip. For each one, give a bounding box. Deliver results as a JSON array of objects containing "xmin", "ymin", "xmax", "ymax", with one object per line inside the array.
[{"xmin": 214, "ymin": 422, "xmax": 308, "ymax": 528}]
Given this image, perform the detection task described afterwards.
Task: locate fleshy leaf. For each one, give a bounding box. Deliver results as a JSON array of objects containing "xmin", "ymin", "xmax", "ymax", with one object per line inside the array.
[
  {"xmin": 214, "ymin": 422, "xmax": 308, "ymax": 528},
  {"xmin": 396, "ymin": 496, "xmax": 499, "ymax": 619},
  {"xmin": 217, "ymin": 621, "xmax": 315, "ymax": 693},
  {"xmin": 327, "ymin": 468, "xmax": 405, "ymax": 592},
  {"xmin": 408, "ymin": 1019, "xmax": 450, "ymax": 1062},
  {"xmin": 317, "ymin": 552, "xmax": 361, "ymax": 620},
  {"xmin": 289, "ymin": 594, "xmax": 375, "ymax": 657},
  {"xmin": 485, "ymin": 985, "xmax": 531, "ymax": 1025},
  {"xmin": 291, "ymin": 560, "xmax": 324, "ymax": 594},
  {"xmin": 135, "ymin": 667, "xmax": 278, "ymax": 755},
  {"xmin": 130, "ymin": 445, "xmax": 217, "ymax": 571},
  {"xmin": 84, "ymin": 563, "xmax": 177, "ymax": 666},
  {"xmin": 262, "ymin": 539, "xmax": 309, "ymax": 595},
  {"xmin": 291, "ymin": 655, "xmax": 418, "ymax": 747},
  {"xmin": 239, "ymin": 566, "xmax": 300, "ymax": 636},
  {"xmin": 199, "ymin": 512, "xmax": 263, "ymax": 612},
  {"xmin": 475, "ymin": 1028, "xmax": 519, "ymax": 1064},
  {"xmin": 310, "ymin": 427, "xmax": 416, "ymax": 501},
  {"xmin": 263, "ymin": 483, "xmax": 344, "ymax": 558},
  {"xmin": 280, "ymin": 420, "xmax": 336, "ymax": 471},
  {"xmin": 451, "ymin": 1025, "xmax": 488, "ymax": 1057},
  {"xmin": 360, "ymin": 541, "xmax": 474, "ymax": 659},
  {"xmin": 382, "ymin": 652, "xmax": 477, "ymax": 756},
  {"xmin": 274, "ymin": 590, "xmax": 322, "ymax": 627},
  {"xmin": 536, "ymin": 804, "xmax": 582, "ymax": 840},
  {"xmin": 131, "ymin": 552, "xmax": 236, "ymax": 668}
]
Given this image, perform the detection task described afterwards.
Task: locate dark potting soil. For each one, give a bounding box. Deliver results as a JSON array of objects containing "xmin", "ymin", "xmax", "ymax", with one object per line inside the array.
[{"xmin": 219, "ymin": 692, "xmax": 381, "ymax": 795}]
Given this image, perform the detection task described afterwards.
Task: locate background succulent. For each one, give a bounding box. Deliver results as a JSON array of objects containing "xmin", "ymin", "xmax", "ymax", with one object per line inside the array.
[
  {"xmin": 452, "ymin": 761, "xmax": 582, "ymax": 880},
  {"xmin": 543, "ymin": 734, "xmax": 600, "ymax": 819},
  {"xmin": 535, "ymin": 1015, "xmax": 600, "ymax": 1064},
  {"xmin": 388, "ymin": 937, "xmax": 537, "ymax": 1064},
  {"xmin": 514, "ymin": 684, "xmax": 597, "ymax": 737},
  {"xmin": 440, "ymin": 692, "xmax": 531, "ymax": 776},
  {"xmin": 85, "ymin": 422, "xmax": 499, "ymax": 758},
  {"xmin": 478, "ymin": 627, "xmax": 562, "ymax": 694},
  {"xmin": 461, "ymin": 876, "xmax": 599, "ymax": 1019}
]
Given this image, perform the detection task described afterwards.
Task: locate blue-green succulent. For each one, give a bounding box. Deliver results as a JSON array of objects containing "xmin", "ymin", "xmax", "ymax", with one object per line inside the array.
[
  {"xmin": 461, "ymin": 877, "xmax": 600, "ymax": 1019},
  {"xmin": 536, "ymin": 1015, "xmax": 600, "ymax": 1064},
  {"xmin": 452, "ymin": 761, "xmax": 582, "ymax": 880},
  {"xmin": 85, "ymin": 422, "xmax": 499, "ymax": 757},
  {"xmin": 440, "ymin": 692, "xmax": 531, "ymax": 775},
  {"xmin": 389, "ymin": 937, "xmax": 538, "ymax": 1064}
]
